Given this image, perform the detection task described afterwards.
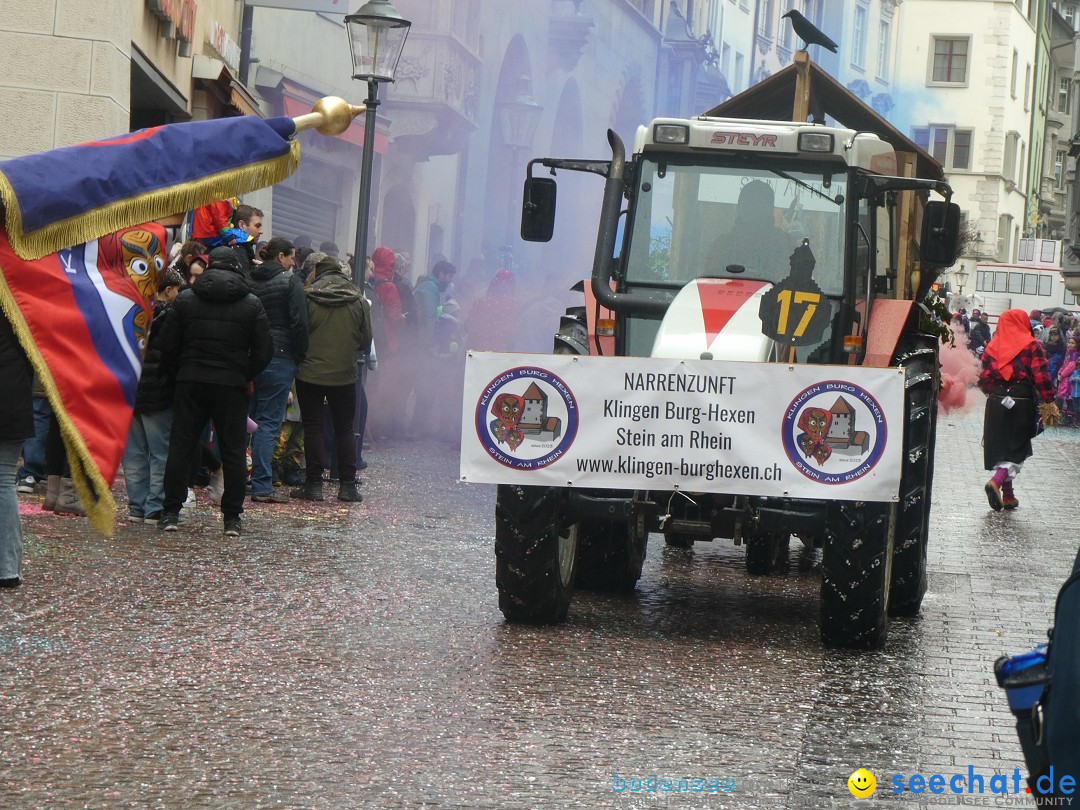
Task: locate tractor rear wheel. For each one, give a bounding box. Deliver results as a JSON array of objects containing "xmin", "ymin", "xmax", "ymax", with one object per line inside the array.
[
  {"xmin": 495, "ymin": 484, "xmax": 578, "ymax": 623},
  {"xmin": 745, "ymin": 531, "xmax": 790, "ymax": 575},
  {"xmin": 889, "ymin": 334, "xmax": 939, "ymax": 617},
  {"xmin": 663, "ymin": 531, "xmax": 695, "ymax": 548},
  {"xmin": 576, "ymin": 511, "xmax": 649, "ymax": 593},
  {"xmin": 820, "ymin": 500, "xmax": 895, "ymax": 648}
]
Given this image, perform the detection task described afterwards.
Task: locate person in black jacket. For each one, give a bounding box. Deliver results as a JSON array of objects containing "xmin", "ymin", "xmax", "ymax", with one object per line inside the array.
[
  {"xmin": 0, "ymin": 308, "xmax": 34, "ymax": 588},
  {"xmin": 121, "ymin": 268, "xmax": 183, "ymax": 524},
  {"xmin": 158, "ymin": 247, "xmax": 273, "ymax": 537},
  {"xmin": 247, "ymin": 236, "xmax": 308, "ymax": 502}
]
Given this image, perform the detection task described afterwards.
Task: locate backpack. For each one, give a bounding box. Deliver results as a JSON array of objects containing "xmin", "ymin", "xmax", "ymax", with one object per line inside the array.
[
  {"xmin": 395, "ymin": 276, "xmax": 416, "ymax": 333},
  {"xmin": 995, "ymin": 549, "xmax": 1080, "ymax": 804},
  {"xmin": 367, "ymin": 280, "xmax": 387, "ymax": 351}
]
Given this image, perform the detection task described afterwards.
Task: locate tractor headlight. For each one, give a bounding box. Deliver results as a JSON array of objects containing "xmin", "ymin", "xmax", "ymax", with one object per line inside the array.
[
  {"xmin": 798, "ymin": 132, "xmax": 834, "ymax": 152},
  {"xmin": 654, "ymin": 124, "xmax": 689, "ymax": 145}
]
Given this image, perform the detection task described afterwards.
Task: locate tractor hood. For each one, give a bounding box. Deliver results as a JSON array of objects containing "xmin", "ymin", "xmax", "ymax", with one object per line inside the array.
[{"xmin": 650, "ymin": 278, "xmax": 773, "ymax": 362}]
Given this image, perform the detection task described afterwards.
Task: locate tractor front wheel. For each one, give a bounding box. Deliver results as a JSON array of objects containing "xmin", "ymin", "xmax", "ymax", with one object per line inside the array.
[
  {"xmin": 495, "ymin": 485, "xmax": 578, "ymax": 623},
  {"xmin": 820, "ymin": 500, "xmax": 895, "ymax": 648}
]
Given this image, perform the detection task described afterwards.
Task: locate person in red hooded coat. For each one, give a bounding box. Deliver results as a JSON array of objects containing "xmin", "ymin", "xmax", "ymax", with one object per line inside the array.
[
  {"xmin": 977, "ymin": 308, "xmax": 1060, "ymax": 511},
  {"xmin": 371, "ymin": 246, "xmax": 405, "ymax": 356}
]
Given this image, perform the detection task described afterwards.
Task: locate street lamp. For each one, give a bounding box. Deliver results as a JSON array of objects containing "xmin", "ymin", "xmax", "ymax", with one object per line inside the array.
[
  {"xmin": 345, "ymin": 0, "xmax": 411, "ymax": 285},
  {"xmin": 496, "ymin": 81, "xmax": 543, "ymax": 245},
  {"xmin": 955, "ymin": 264, "xmax": 970, "ymax": 295},
  {"xmin": 497, "ymin": 85, "xmax": 543, "ymax": 154}
]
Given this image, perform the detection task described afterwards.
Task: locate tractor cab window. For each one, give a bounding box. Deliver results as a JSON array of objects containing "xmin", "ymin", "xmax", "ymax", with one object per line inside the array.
[{"xmin": 626, "ymin": 160, "xmax": 848, "ymax": 296}]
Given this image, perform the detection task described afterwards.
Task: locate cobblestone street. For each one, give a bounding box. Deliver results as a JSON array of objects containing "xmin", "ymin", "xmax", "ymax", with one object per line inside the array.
[{"xmin": 0, "ymin": 404, "xmax": 1073, "ymax": 808}]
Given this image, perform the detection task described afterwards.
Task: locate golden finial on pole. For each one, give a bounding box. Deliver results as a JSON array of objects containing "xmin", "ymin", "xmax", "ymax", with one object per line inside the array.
[{"xmin": 291, "ymin": 96, "xmax": 366, "ymax": 136}]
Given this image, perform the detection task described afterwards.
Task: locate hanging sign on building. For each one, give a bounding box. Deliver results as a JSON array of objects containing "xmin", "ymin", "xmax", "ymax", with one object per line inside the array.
[
  {"xmin": 210, "ymin": 21, "xmax": 242, "ymax": 73},
  {"xmin": 146, "ymin": 0, "xmax": 197, "ymax": 52},
  {"xmin": 243, "ymin": 0, "xmax": 349, "ymax": 12}
]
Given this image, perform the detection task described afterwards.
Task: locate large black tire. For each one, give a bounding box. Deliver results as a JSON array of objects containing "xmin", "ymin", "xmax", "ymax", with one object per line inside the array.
[
  {"xmin": 576, "ymin": 510, "xmax": 649, "ymax": 593},
  {"xmin": 889, "ymin": 334, "xmax": 939, "ymax": 616},
  {"xmin": 745, "ymin": 531, "xmax": 790, "ymax": 575},
  {"xmin": 820, "ymin": 501, "xmax": 895, "ymax": 648},
  {"xmin": 495, "ymin": 485, "xmax": 578, "ymax": 623}
]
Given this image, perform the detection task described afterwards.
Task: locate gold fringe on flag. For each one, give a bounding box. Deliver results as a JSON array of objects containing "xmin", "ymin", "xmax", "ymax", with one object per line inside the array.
[
  {"xmin": 0, "ymin": 140, "xmax": 300, "ymax": 261},
  {"xmin": 0, "ymin": 258, "xmax": 117, "ymax": 535}
]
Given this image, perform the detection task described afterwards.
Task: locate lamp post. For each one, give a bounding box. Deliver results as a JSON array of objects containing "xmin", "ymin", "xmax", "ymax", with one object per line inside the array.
[
  {"xmin": 496, "ymin": 81, "xmax": 543, "ymax": 246},
  {"xmin": 955, "ymin": 264, "xmax": 970, "ymax": 296},
  {"xmin": 345, "ymin": 0, "xmax": 411, "ymax": 286}
]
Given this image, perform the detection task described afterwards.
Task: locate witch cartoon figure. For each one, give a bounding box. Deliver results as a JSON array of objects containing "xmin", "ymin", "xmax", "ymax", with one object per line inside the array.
[
  {"xmin": 490, "ymin": 392, "xmax": 526, "ymax": 451},
  {"xmin": 796, "ymin": 406, "xmax": 832, "ymax": 466}
]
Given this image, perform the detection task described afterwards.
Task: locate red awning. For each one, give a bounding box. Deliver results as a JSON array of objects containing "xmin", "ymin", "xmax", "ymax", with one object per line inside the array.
[{"xmin": 282, "ymin": 95, "xmax": 389, "ymax": 154}]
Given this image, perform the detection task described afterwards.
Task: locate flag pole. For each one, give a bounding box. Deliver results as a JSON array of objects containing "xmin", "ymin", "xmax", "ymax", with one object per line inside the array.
[{"xmin": 292, "ymin": 96, "xmax": 367, "ymax": 136}]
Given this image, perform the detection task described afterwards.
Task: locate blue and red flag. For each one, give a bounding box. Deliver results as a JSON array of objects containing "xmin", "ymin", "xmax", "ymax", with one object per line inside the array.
[
  {"xmin": 0, "ymin": 115, "xmax": 302, "ymax": 533},
  {"xmin": 0, "ymin": 115, "xmax": 298, "ymax": 261}
]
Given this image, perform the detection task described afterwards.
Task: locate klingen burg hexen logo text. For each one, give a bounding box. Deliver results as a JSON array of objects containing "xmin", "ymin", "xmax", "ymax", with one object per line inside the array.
[
  {"xmin": 474, "ymin": 366, "xmax": 578, "ymax": 470},
  {"xmin": 781, "ymin": 380, "xmax": 888, "ymax": 484}
]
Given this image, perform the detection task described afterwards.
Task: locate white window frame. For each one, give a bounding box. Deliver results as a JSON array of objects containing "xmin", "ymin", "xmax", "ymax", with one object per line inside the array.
[
  {"xmin": 928, "ymin": 35, "xmax": 971, "ymax": 87},
  {"xmin": 852, "ymin": 3, "xmax": 868, "ymax": 70},
  {"xmin": 876, "ymin": 19, "xmax": 891, "ymax": 81},
  {"xmin": 911, "ymin": 125, "xmax": 973, "ymax": 170}
]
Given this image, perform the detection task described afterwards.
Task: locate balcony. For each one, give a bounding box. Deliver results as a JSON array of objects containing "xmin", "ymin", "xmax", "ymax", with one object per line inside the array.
[
  {"xmin": 382, "ymin": 28, "xmax": 480, "ymax": 158},
  {"xmin": 549, "ymin": 4, "xmax": 595, "ymax": 72}
]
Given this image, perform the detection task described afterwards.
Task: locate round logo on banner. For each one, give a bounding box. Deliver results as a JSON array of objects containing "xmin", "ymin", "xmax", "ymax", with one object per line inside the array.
[
  {"xmin": 781, "ymin": 380, "xmax": 888, "ymax": 485},
  {"xmin": 475, "ymin": 366, "xmax": 579, "ymax": 470}
]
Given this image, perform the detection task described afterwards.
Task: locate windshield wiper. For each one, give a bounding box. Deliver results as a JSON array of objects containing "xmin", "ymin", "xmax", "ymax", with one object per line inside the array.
[{"xmin": 768, "ymin": 168, "xmax": 842, "ymax": 205}]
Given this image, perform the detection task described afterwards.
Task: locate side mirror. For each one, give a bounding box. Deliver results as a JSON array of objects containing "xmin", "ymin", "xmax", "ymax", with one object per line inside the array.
[
  {"xmin": 921, "ymin": 200, "xmax": 961, "ymax": 268},
  {"xmin": 521, "ymin": 177, "xmax": 557, "ymax": 242}
]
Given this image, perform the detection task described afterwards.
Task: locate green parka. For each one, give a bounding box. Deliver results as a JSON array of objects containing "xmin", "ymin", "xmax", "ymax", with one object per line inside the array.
[{"xmin": 296, "ymin": 260, "xmax": 372, "ymax": 386}]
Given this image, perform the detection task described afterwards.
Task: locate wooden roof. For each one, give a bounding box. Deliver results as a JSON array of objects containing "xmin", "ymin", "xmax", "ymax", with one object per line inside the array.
[{"xmin": 704, "ymin": 60, "xmax": 944, "ymax": 182}]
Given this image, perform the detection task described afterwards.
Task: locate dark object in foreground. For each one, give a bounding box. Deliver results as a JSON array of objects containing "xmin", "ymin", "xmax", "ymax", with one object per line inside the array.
[{"xmin": 994, "ymin": 548, "xmax": 1080, "ymax": 804}]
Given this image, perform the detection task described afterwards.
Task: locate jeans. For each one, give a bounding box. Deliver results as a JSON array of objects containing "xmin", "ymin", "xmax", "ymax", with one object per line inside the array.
[
  {"xmin": 19, "ymin": 397, "xmax": 52, "ymax": 480},
  {"xmin": 122, "ymin": 408, "xmax": 173, "ymax": 517},
  {"xmin": 250, "ymin": 356, "xmax": 297, "ymax": 495},
  {"xmin": 0, "ymin": 440, "xmax": 24, "ymax": 580},
  {"xmin": 164, "ymin": 382, "xmax": 249, "ymax": 520},
  {"xmin": 356, "ymin": 365, "xmax": 368, "ymax": 463},
  {"xmin": 295, "ymin": 379, "xmax": 357, "ymax": 484}
]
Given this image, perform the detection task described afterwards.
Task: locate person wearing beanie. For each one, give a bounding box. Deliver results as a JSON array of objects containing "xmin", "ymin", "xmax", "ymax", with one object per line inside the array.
[
  {"xmin": 157, "ymin": 246, "xmax": 273, "ymax": 536},
  {"xmin": 291, "ymin": 254, "xmax": 372, "ymax": 503}
]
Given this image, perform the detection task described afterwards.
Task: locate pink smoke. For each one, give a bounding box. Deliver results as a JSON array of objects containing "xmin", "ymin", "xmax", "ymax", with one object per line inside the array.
[{"xmin": 938, "ymin": 325, "xmax": 981, "ymax": 414}]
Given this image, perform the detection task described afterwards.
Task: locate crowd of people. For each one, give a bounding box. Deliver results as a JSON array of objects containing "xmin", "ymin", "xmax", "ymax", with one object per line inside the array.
[
  {"xmin": 954, "ymin": 306, "xmax": 1080, "ymax": 425},
  {"xmin": 0, "ymin": 200, "xmax": 546, "ymax": 587}
]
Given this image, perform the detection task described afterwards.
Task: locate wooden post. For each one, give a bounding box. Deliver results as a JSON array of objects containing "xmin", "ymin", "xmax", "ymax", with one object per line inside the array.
[
  {"xmin": 894, "ymin": 151, "xmax": 917, "ymax": 300},
  {"xmin": 792, "ymin": 50, "xmax": 812, "ymax": 123}
]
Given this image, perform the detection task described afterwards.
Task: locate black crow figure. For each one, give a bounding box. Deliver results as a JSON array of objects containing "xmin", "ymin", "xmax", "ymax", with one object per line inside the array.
[{"xmin": 781, "ymin": 10, "xmax": 839, "ymax": 53}]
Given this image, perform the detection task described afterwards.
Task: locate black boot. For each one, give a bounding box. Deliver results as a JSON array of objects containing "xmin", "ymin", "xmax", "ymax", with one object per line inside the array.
[
  {"xmin": 338, "ymin": 480, "xmax": 362, "ymax": 502},
  {"xmin": 290, "ymin": 481, "xmax": 324, "ymax": 501}
]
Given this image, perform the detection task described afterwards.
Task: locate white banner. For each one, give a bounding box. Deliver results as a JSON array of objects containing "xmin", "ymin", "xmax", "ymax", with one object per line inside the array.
[{"xmin": 460, "ymin": 353, "xmax": 907, "ymax": 502}]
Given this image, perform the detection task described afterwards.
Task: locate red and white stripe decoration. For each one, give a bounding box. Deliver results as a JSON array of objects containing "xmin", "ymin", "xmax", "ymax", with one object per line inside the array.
[{"xmin": 651, "ymin": 278, "xmax": 772, "ymax": 361}]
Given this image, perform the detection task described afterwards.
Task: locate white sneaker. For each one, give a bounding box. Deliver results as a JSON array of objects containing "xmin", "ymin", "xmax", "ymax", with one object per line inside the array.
[
  {"xmin": 206, "ymin": 468, "xmax": 224, "ymax": 505},
  {"xmin": 183, "ymin": 488, "xmax": 197, "ymax": 510}
]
